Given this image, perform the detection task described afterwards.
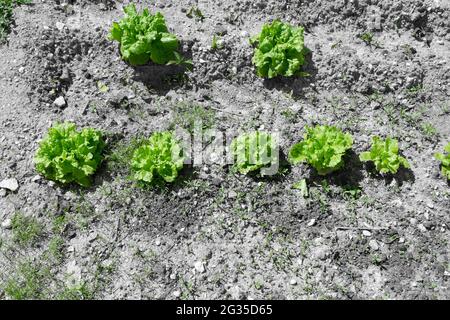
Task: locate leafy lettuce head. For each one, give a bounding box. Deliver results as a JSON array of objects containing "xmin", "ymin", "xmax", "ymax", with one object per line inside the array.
[
  {"xmin": 34, "ymin": 122, "xmax": 105, "ymax": 187},
  {"xmin": 231, "ymin": 131, "xmax": 279, "ymax": 175},
  {"xmin": 109, "ymin": 4, "xmax": 179, "ymax": 65},
  {"xmin": 289, "ymin": 125, "xmax": 353, "ymax": 175},
  {"xmin": 434, "ymin": 142, "xmax": 450, "ymax": 180},
  {"xmin": 251, "ymin": 20, "xmax": 308, "ymax": 78},
  {"xmin": 360, "ymin": 136, "xmax": 410, "ymax": 174},
  {"xmin": 131, "ymin": 132, "xmax": 185, "ymax": 184}
]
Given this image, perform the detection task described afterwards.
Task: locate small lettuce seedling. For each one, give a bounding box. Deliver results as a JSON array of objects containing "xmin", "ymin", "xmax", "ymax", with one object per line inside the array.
[
  {"xmin": 250, "ymin": 20, "xmax": 308, "ymax": 78},
  {"xmin": 359, "ymin": 136, "xmax": 410, "ymax": 174},
  {"xmin": 109, "ymin": 4, "xmax": 179, "ymax": 66},
  {"xmin": 231, "ymin": 131, "xmax": 278, "ymax": 175},
  {"xmin": 131, "ymin": 132, "xmax": 184, "ymax": 184},
  {"xmin": 34, "ymin": 122, "xmax": 105, "ymax": 187},
  {"xmin": 434, "ymin": 142, "xmax": 450, "ymax": 180},
  {"xmin": 289, "ymin": 125, "xmax": 353, "ymax": 175}
]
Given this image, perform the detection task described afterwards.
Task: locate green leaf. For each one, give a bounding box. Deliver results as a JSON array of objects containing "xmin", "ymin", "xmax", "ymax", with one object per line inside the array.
[
  {"xmin": 97, "ymin": 81, "xmax": 109, "ymax": 93},
  {"xmin": 434, "ymin": 142, "xmax": 450, "ymax": 180},
  {"xmin": 251, "ymin": 20, "xmax": 308, "ymax": 78},
  {"xmin": 131, "ymin": 131, "xmax": 185, "ymax": 185},
  {"xmin": 109, "ymin": 4, "xmax": 180, "ymax": 66},
  {"xmin": 289, "ymin": 125, "xmax": 352, "ymax": 175},
  {"xmin": 292, "ymin": 179, "xmax": 308, "ymax": 197},
  {"xmin": 34, "ymin": 122, "xmax": 105, "ymax": 187},
  {"xmin": 359, "ymin": 136, "xmax": 410, "ymax": 174},
  {"xmin": 231, "ymin": 131, "xmax": 278, "ymax": 176}
]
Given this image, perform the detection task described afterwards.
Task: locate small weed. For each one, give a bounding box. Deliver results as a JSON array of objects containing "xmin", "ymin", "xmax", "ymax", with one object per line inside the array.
[
  {"xmin": 167, "ymin": 51, "xmax": 193, "ymax": 70},
  {"xmin": 359, "ymin": 32, "xmax": 382, "ymax": 48},
  {"xmin": 11, "ymin": 212, "xmax": 43, "ymax": 246},
  {"xmin": 211, "ymin": 34, "xmax": 223, "ymax": 50},
  {"xmin": 57, "ymin": 282, "xmax": 93, "ymax": 300},
  {"xmin": 440, "ymin": 103, "xmax": 449, "ymax": 115},
  {"xmin": 331, "ymin": 40, "xmax": 342, "ymax": 49},
  {"xmin": 407, "ymin": 84, "xmax": 423, "ymax": 94},
  {"xmin": 47, "ymin": 236, "xmax": 65, "ymax": 262},
  {"xmin": 421, "ymin": 122, "xmax": 437, "ymax": 139},
  {"xmin": 106, "ymin": 137, "xmax": 147, "ymax": 172},
  {"xmin": 52, "ymin": 214, "xmax": 68, "ymax": 235},
  {"xmin": 371, "ymin": 254, "xmax": 384, "ymax": 266},
  {"xmin": 281, "ymin": 108, "xmax": 298, "ymax": 122},
  {"xmin": 0, "ymin": 0, "xmax": 31, "ymax": 43},
  {"xmin": 360, "ymin": 32, "xmax": 373, "ymax": 45},
  {"xmin": 3, "ymin": 261, "xmax": 50, "ymax": 300},
  {"xmin": 186, "ymin": 6, "xmax": 204, "ymax": 21},
  {"xmin": 171, "ymin": 103, "xmax": 215, "ymax": 134},
  {"xmin": 254, "ymin": 280, "xmax": 263, "ymax": 290}
]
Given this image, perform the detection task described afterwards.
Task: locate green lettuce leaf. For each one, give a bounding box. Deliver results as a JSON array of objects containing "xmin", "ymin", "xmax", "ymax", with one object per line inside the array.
[
  {"xmin": 359, "ymin": 136, "xmax": 410, "ymax": 174},
  {"xmin": 34, "ymin": 122, "xmax": 105, "ymax": 187},
  {"xmin": 251, "ymin": 20, "xmax": 308, "ymax": 78},
  {"xmin": 434, "ymin": 142, "xmax": 450, "ymax": 180},
  {"xmin": 289, "ymin": 125, "xmax": 353, "ymax": 175},
  {"xmin": 131, "ymin": 132, "xmax": 185, "ymax": 184},
  {"xmin": 109, "ymin": 4, "xmax": 179, "ymax": 66},
  {"xmin": 231, "ymin": 131, "xmax": 278, "ymax": 175}
]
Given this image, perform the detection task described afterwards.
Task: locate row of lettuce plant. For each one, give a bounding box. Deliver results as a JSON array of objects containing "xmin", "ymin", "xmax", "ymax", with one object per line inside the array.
[
  {"xmin": 109, "ymin": 4, "xmax": 309, "ymax": 79},
  {"xmin": 34, "ymin": 122, "xmax": 450, "ymax": 187}
]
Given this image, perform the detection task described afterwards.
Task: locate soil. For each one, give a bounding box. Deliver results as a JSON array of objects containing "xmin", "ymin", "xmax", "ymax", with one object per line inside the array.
[{"xmin": 0, "ymin": 0, "xmax": 449, "ymax": 299}]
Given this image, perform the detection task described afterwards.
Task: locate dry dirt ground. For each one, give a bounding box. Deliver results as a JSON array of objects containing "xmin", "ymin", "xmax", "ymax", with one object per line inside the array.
[{"xmin": 0, "ymin": 0, "xmax": 449, "ymax": 299}]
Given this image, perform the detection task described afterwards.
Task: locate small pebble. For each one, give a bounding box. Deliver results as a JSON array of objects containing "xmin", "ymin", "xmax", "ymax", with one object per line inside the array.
[
  {"xmin": 173, "ymin": 290, "xmax": 181, "ymax": 298},
  {"xmin": 362, "ymin": 230, "xmax": 372, "ymax": 237},
  {"xmin": 1, "ymin": 218, "xmax": 12, "ymax": 229},
  {"xmin": 194, "ymin": 261, "xmax": 205, "ymax": 273}
]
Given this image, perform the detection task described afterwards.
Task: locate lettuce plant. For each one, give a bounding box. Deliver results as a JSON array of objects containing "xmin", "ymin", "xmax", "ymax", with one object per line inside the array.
[
  {"xmin": 109, "ymin": 4, "xmax": 179, "ymax": 66},
  {"xmin": 289, "ymin": 125, "xmax": 353, "ymax": 175},
  {"xmin": 359, "ymin": 136, "xmax": 410, "ymax": 174},
  {"xmin": 34, "ymin": 122, "xmax": 105, "ymax": 187},
  {"xmin": 231, "ymin": 131, "xmax": 278, "ymax": 175},
  {"xmin": 250, "ymin": 20, "xmax": 308, "ymax": 78},
  {"xmin": 131, "ymin": 132, "xmax": 184, "ymax": 184},
  {"xmin": 434, "ymin": 142, "xmax": 450, "ymax": 180}
]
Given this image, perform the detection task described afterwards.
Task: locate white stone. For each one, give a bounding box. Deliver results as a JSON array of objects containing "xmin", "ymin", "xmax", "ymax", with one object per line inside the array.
[
  {"xmin": 362, "ymin": 230, "xmax": 372, "ymax": 237},
  {"xmin": 173, "ymin": 290, "xmax": 181, "ymax": 298},
  {"xmin": 1, "ymin": 218, "xmax": 12, "ymax": 229},
  {"xmin": 418, "ymin": 224, "xmax": 427, "ymax": 232},
  {"xmin": 369, "ymin": 239, "xmax": 379, "ymax": 251},
  {"xmin": 55, "ymin": 21, "xmax": 65, "ymax": 31},
  {"xmin": 194, "ymin": 261, "xmax": 205, "ymax": 273},
  {"xmin": 0, "ymin": 178, "xmax": 19, "ymax": 191},
  {"xmin": 53, "ymin": 96, "xmax": 66, "ymax": 108}
]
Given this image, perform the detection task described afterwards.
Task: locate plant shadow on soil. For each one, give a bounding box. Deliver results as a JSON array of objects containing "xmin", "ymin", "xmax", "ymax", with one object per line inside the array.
[
  {"xmin": 306, "ymin": 150, "xmax": 365, "ymax": 189},
  {"xmin": 131, "ymin": 40, "xmax": 194, "ymax": 96},
  {"xmin": 243, "ymin": 150, "xmax": 293, "ymax": 183},
  {"xmin": 363, "ymin": 162, "xmax": 416, "ymax": 186},
  {"xmin": 261, "ymin": 51, "xmax": 318, "ymax": 98}
]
